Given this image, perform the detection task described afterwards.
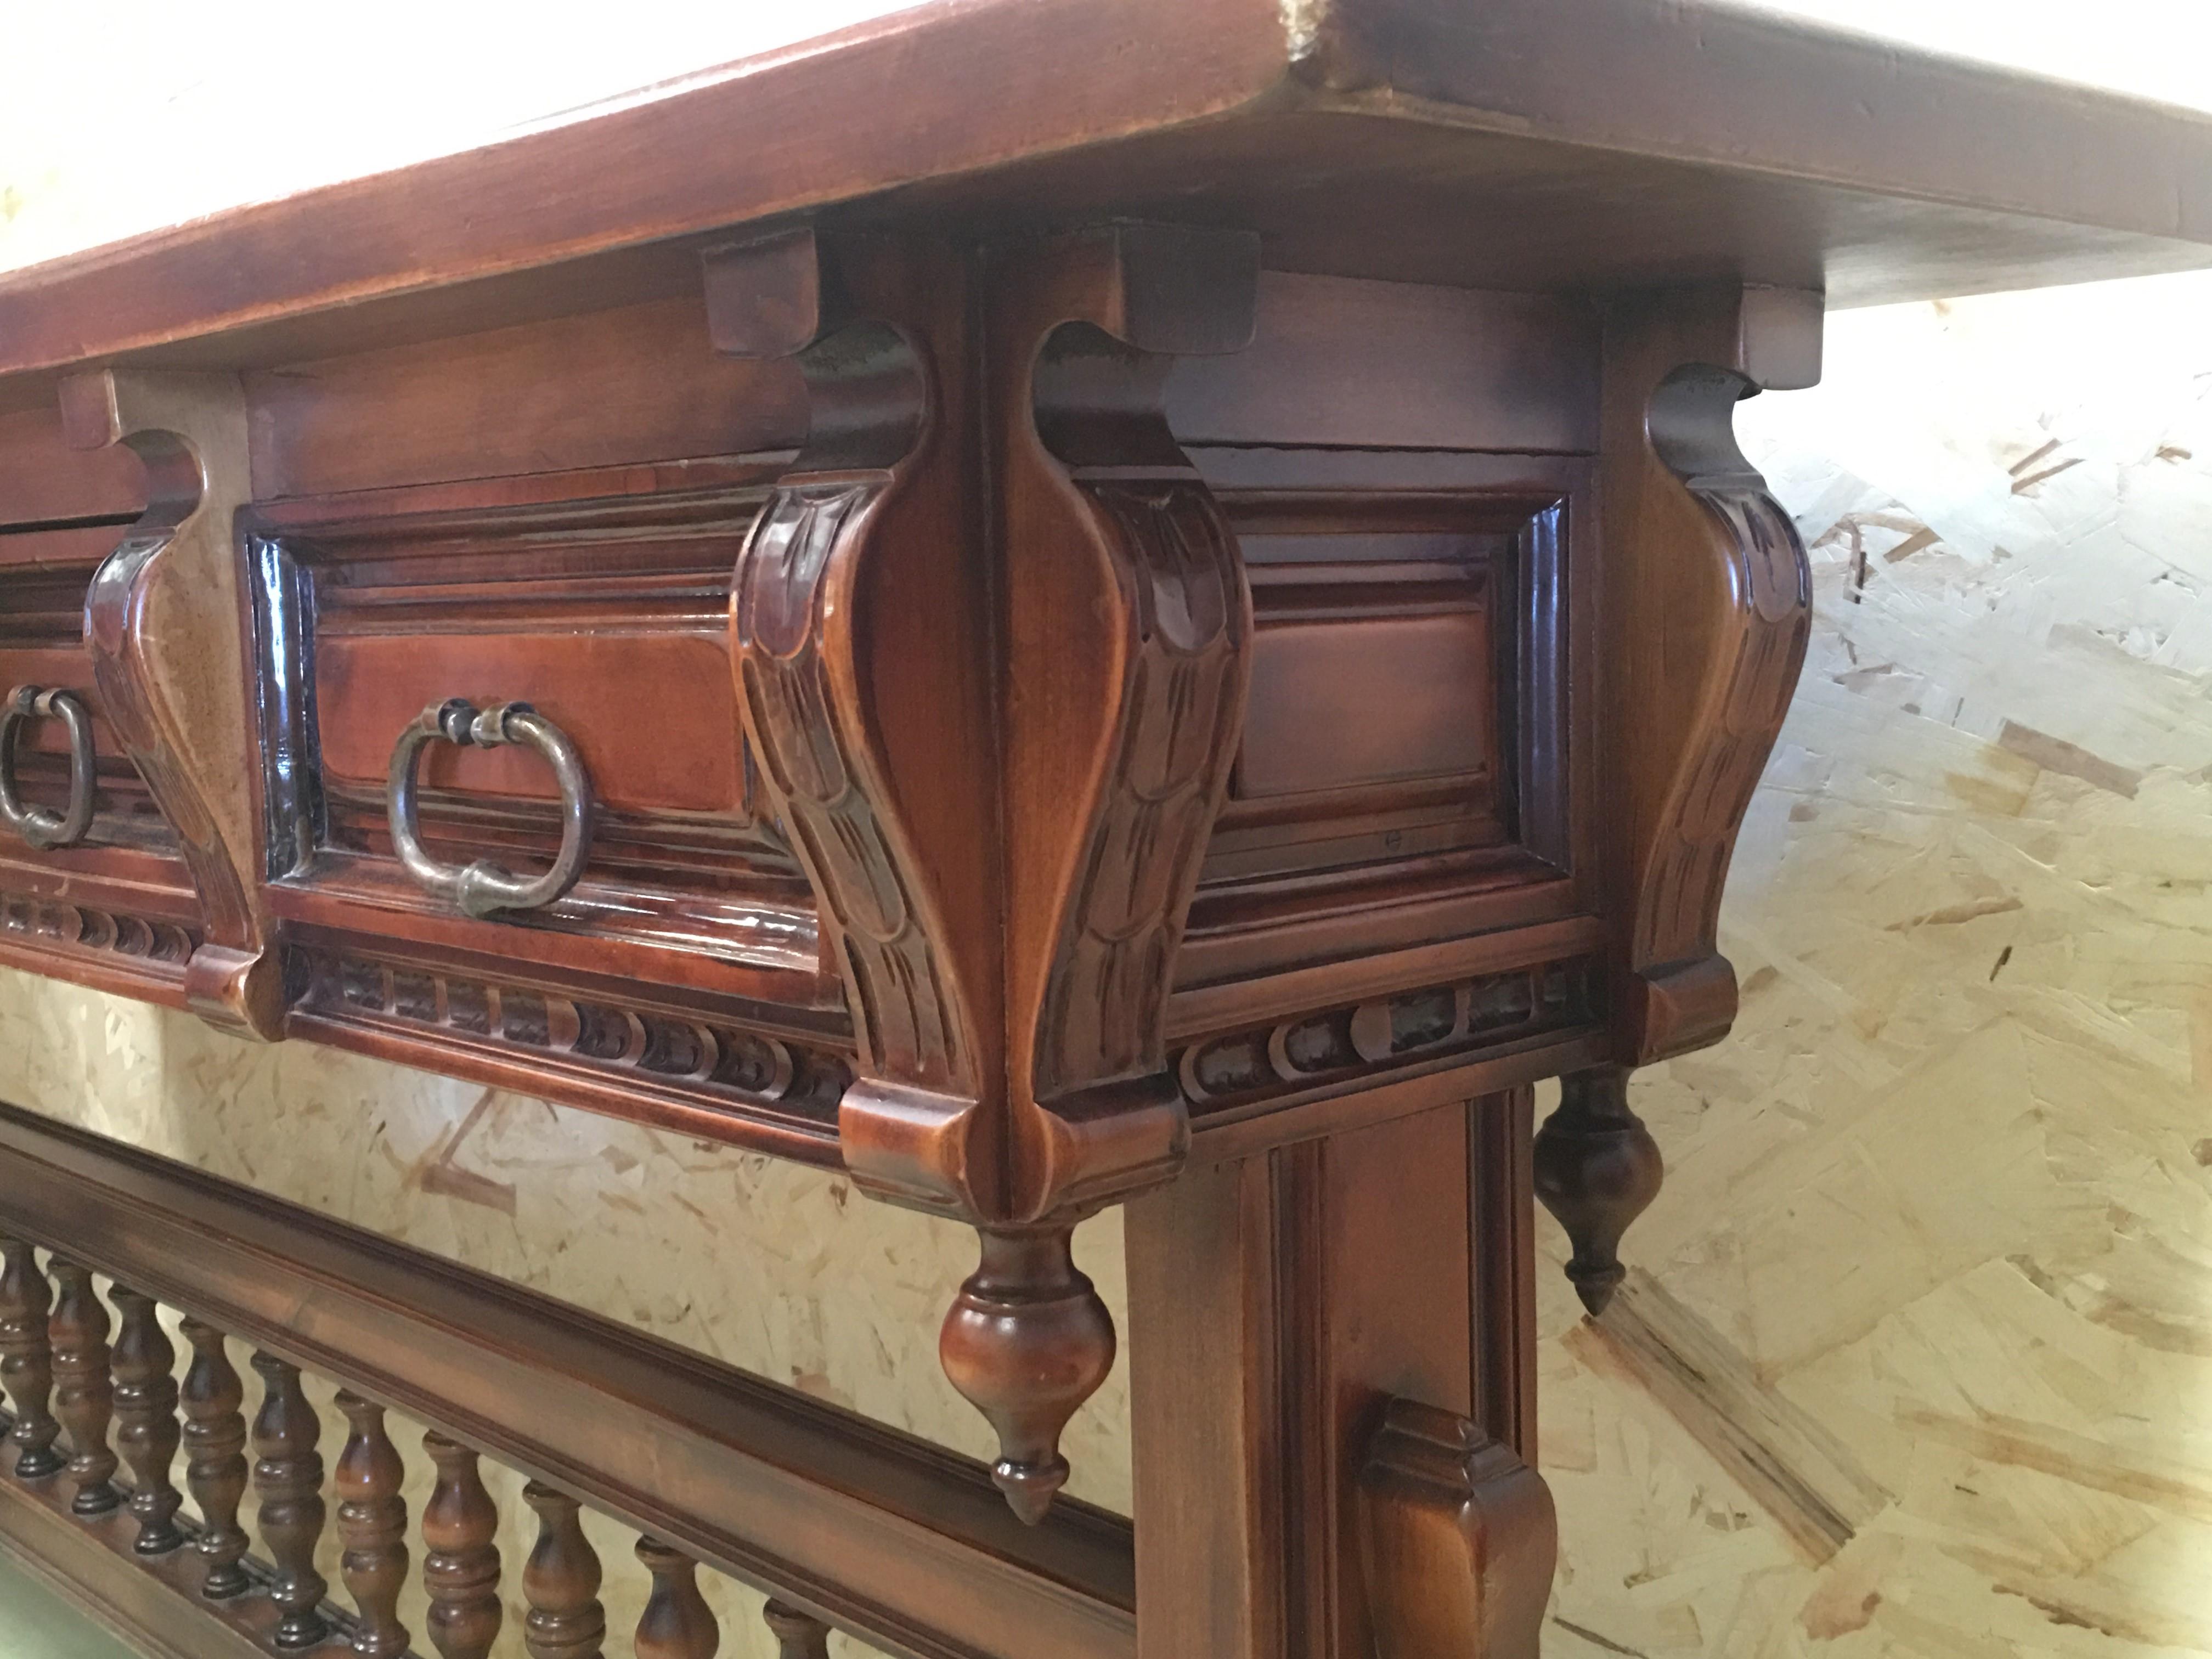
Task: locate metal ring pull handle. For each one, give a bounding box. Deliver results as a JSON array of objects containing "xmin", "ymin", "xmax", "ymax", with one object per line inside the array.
[
  {"xmin": 386, "ymin": 698, "xmax": 594, "ymax": 918},
  {"xmin": 0, "ymin": 686, "xmax": 97, "ymax": 851}
]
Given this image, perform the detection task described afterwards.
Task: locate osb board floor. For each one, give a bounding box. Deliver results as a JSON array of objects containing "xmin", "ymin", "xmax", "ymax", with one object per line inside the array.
[{"xmin": 1539, "ymin": 270, "xmax": 2212, "ymax": 1658}]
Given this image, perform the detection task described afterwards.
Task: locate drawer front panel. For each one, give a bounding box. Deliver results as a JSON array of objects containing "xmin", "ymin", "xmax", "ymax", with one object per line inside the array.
[
  {"xmin": 315, "ymin": 628, "xmax": 746, "ymax": 817},
  {"xmin": 251, "ymin": 465, "xmax": 836, "ymax": 1031},
  {"xmin": 1176, "ymin": 449, "xmax": 1595, "ymax": 1019}
]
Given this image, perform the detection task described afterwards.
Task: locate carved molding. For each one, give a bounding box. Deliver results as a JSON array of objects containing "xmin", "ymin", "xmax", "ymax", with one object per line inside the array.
[
  {"xmin": 1357, "ymin": 1398, "xmax": 1556, "ymax": 1659},
  {"xmin": 0, "ymin": 894, "xmax": 199, "ymax": 972},
  {"xmin": 296, "ymin": 948, "xmax": 849, "ymax": 1128},
  {"xmin": 1177, "ymin": 956, "xmax": 1598, "ymax": 1116},
  {"xmin": 62, "ymin": 370, "xmax": 284, "ymax": 1039}
]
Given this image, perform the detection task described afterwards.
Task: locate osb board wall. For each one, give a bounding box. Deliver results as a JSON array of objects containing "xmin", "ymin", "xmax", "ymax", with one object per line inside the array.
[{"xmin": 1543, "ymin": 272, "xmax": 2212, "ymax": 1657}]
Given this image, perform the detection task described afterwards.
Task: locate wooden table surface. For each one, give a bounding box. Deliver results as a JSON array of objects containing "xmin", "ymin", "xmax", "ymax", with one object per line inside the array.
[{"xmin": 7, "ymin": 0, "xmax": 2212, "ymax": 399}]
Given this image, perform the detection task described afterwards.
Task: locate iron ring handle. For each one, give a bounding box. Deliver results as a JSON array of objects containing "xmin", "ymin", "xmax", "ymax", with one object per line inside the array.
[
  {"xmin": 0, "ymin": 686, "xmax": 97, "ymax": 851},
  {"xmin": 386, "ymin": 698, "xmax": 594, "ymax": 918}
]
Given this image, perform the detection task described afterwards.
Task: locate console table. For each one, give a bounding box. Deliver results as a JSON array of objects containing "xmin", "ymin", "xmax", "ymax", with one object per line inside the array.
[{"xmin": 0, "ymin": 4, "xmax": 2207, "ymax": 1656}]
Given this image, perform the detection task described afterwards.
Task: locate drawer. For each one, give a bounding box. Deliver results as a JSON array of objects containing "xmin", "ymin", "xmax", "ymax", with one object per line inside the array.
[{"xmin": 245, "ymin": 466, "xmax": 854, "ymax": 1153}]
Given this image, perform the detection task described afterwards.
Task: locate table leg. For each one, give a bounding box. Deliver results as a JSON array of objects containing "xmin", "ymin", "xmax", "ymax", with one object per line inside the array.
[{"xmin": 1126, "ymin": 1092, "xmax": 1554, "ymax": 1659}]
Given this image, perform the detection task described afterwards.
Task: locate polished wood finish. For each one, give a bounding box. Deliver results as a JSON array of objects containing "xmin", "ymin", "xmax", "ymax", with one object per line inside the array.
[
  {"xmin": 1533, "ymin": 1064, "xmax": 1664, "ymax": 1315},
  {"xmin": 4, "ymin": 0, "xmax": 2212, "ymax": 396},
  {"xmin": 1125, "ymin": 1094, "xmax": 1552, "ymax": 1659},
  {"xmin": 764, "ymin": 1601, "xmax": 833, "ymax": 1659},
  {"xmin": 521, "ymin": 1482, "xmax": 607, "ymax": 1659},
  {"xmin": 63, "ymin": 370, "xmax": 281, "ymax": 1038},
  {"xmin": 0, "ymin": 1235, "xmax": 66, "ymax": 1479},
  {"xmin": 634, "ymin": 1538, "xmax": 719, "ymax": 1659},
  {"xmin": 334, "ymin": 1390, "xmax": 412, "ymax": 1658},
  {"xmin": 422, "ymin": 1433, "xmax": 503, "ymax": 1659},
  {"xmin": 108, "ymin": 1286, "xmax": 185, "ymax": 1555},
  {"xmin": 1357, "ymin": 1399, "xmax": 1555, "ymax": 1659},
  {"xmin": 177, "ymin": 1319, "xmax": 252, "ymax": 1600},
  {"xmin": 0, "ymin": 1102, "xmax": 1133, "ymax": 1659},
  {"xmin": 48, "ymin": 1258, "xmax": 121, "ymax": 1517},
  {"xmin": 1, "ymin": 8, "xmax": 2194, "ymax": 1651},
  {"xmin": 249, "ymin": 1352, "xmax": 330, "ymax": 1649}
]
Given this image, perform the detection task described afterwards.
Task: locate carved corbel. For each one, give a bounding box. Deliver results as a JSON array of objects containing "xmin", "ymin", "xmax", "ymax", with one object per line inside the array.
[
  {"xmin": 714, "ymin": 224, "xmax": 1255, "ymax": 1519},
  {"xmin": 60, "ymin": 370, "xmax": 284, "ymax": 1039},
  {"xmin": 1358, "ymin": 1398, "xmax": 1557, "ymax": 1659},
  {"xmin": 967, "ymin": 224, "xmax": 1255, "ymax": 1518},
  {"xmin": 1537, "ymin": 285, "xmax": 1818, "ymax": 1312}
]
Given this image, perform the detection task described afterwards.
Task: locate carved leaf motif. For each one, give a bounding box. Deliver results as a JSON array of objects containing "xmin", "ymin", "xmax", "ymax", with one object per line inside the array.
[
  {"xmin": 1033, "ymin": 483, "xmax": 1249, "ymax": 1099},
  {"xmin": 734, "ymin": 480, "xmax": 974, "ymax": 1090}
]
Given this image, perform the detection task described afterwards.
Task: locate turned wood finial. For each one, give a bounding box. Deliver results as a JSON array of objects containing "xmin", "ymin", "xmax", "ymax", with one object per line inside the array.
[
  {"xmin": 251, "ymin": 1351, "xmax": 330, "ymax": 1648},
  {"xmin": 763, "ymin": 1600, "xmax": 832, "ymax": 1659},
  {"xmin": 178, "ymin": 1319, "xmax": 251, "ymax": 1598},
  {"xmin": 0, "ymin": 1238, "xmax": 66, "ymax": 1479},
  {"xmin": 634, "ymin": 1537, "xmax": 719, "ymax": 1659},
  {"xmin": 108, "ymin": 1286, "xmax": 185, "ymax": 1554},
  {"xmin": 522, "ymin": 1480, "xmax": 606, "ymax": 1659},
  {"xmin": 334, "ymin": 1391, "xmax": 411, "ymax": 1658},
  {"xmin": 47, "ymin": 1259, "xmax": 121, "ymax": 1515},
  {"xmin": 939, "ymin": 1222, "xmax": 1114, "ymax": 1524},
  {"xmin": 1533, "ymin": 1066, "xmax": 1663, "ymax": 1315},
  {"xmin": 422, "ymin": 1431, "xmax": 504, "ymax": 1659}
]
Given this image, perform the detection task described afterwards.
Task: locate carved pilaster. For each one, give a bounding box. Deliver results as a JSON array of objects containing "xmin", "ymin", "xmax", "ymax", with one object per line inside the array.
[
  {"xmin": 1357, "ymin": 1398, "xmax": 1556, "ymax": 1659},
  {"xmin": 60, "ymin": 369, "xmax": 283, "ymax": 1039},
  {"xmin": 712, "ymin": 225, "xmax": 1256, "ymax": 1519}
]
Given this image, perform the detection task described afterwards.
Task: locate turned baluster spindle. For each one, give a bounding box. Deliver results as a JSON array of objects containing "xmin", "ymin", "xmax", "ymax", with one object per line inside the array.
[
  {"xmin": 47, "ymin": 1259, "xmax": 120, "ymax": 1515},
  {"xmin": 179, "ymin": 1319, "xmax": 252, "ymax": 1598},
  {"xmin": 422, "ymin": 1432, "xmax": 503, "ymax": 1659},
  {"xmin": 109, "ymin": 1286, "xmax": 185, "ymax": 1553},
  {"xmin": 521, "ymin": 1481, "xmax": 605, "ymax": 1659},
  {"xmin": 0, "ymin": 1238, "xmax": 66, "ymax": 1479},
  {"xmin": 634, "ymin": 1538, "xmax": 719, "ymax": 1659},
  {"xmin": 334, "ymin": 1391, "xmax": 410, "ymax": 1658},
  {"xmin": 250, "ymin": 1351, "xmax": 330, "ymax": 1649},
  {"xmin": 763, "ymin": 1601, "xmax": 832, "ymax": 1659}
]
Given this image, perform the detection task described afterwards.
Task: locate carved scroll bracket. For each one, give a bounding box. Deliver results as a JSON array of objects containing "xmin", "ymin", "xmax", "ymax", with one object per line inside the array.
[
  {"xmin": 988, "ymin": 223, "xmax": 1258, "ymax": 1226},
  {"xmin": 711, "ymin": 225, "xmax": 1257, "ymax": 1519},
  {"xmin": 1542, "ymin": 285, "xmax": 1819, "ymax": 1309},
  {"xmin": 61, "ymin": 369, "xmax": 283, "ymax": 1039},
  {"xmin": 1599, "ymin": 284, "xmax": 1818, "ymax": 1066}
]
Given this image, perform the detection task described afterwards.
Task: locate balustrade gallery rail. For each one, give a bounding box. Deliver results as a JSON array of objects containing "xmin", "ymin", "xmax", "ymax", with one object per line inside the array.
[{"xmin": 0, "ymin": 1103, "xmax": 1133, "ymax": 1659}]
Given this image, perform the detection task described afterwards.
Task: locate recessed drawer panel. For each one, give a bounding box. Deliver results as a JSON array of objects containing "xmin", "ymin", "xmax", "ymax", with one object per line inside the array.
[{"xmin": 315, "ymin": 629, "xmax": 746, "ymax": 816}]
